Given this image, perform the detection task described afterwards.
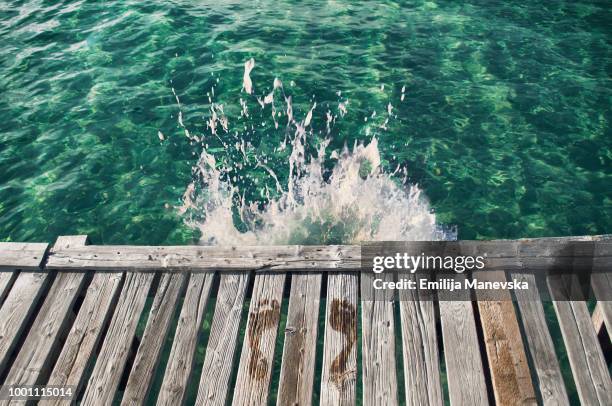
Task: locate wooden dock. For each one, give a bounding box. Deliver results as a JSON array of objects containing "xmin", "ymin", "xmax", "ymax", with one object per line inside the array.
[{"xmin": 0, "ymin": 236, "xmax": 610, "ymax": 405}]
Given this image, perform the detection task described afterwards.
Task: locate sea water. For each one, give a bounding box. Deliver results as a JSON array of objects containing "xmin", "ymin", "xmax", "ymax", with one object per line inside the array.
[{"xmin": 0, "ymin": 0, "xmax": 609, "ymax": 246}]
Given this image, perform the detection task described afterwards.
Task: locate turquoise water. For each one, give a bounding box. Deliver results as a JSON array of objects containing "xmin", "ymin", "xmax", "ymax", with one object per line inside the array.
[{"xmin": 0, "ymin": 0, "xmax": 610, "ymax": 244}]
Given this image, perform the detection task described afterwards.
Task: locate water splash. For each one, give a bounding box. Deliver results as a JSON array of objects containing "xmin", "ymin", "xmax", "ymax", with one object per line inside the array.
[
  {"xmin": 242, "ymin": 58, "xmax": 255, "ymax": 94},
  {"xmin": 176, "ymin": 60, "xmax": 448, "ymax": 245}
]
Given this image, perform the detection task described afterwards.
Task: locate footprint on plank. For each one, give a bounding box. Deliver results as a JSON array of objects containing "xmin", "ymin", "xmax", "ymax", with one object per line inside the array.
[
  {"xmin": 329, "ymin": 298, "xmax": 357, "ymax": 388},
  {"xmin": 247, "ymin": 298, "xmax": 280, "ymax": 380}
]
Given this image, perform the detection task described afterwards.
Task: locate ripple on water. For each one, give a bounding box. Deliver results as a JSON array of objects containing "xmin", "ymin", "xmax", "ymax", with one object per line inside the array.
[{"xmin": 0, "ymin": 0, "xmax": 609, "ymax": 244}]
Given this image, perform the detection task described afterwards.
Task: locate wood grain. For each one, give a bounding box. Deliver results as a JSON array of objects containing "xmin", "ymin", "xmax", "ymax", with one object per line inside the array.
[
  {"xmin": 475, "ymin": 270, "xmax": 536, "ymax": 406},
  {"xmin": 2, "ymin": 236, "xmax": 88, "ymax": 396},
  {"xmin": 44, "ymin": 241, "xmax": 611, "ymax": 272},
  {"xmin": 511, "ymin": 272, "xmax": 569, "ymax": 405},
  {"xmin": 81, "ymin": 272, "xmax": 154, "ymax": 405},
  {"xmin": 276, "ymin": 272, "xmax": 322, "ymax": 406},
  {"xmin": 361, "ymin": 272, "xmax": 398, "ymax": 406},
  {"xmin": 232, "ymin": 273, "xmax": 286, "ymax": 406},
  {"xmin": 0, "ymin": 242, "xmax": 48, "ymax": 270},
  {"xmin": 590, "ymin": 272, "xmax": 612, "ymax": 339},
  {"xmin": 42, "ymin": 270, "xmax": 123, "ymax": 405},
  {"xmin": 320, "ymin": 273, "xmax": 358, "ymax": 406},
  {"xmin": 592, "ymin": 303, "xmax": 605, "ymax": 336},
  {"xmin": 398, "ymin": 275, "xmax": 443, "ymax": 406},
  {"xmin": 157, "ymin": 272, "xmax": 214, "ymax": 406},
  {"xmin": 0, "ymin": 235, "xmax": 608, "ymax": 405},
  {"xmin": 439, "ymin": 274, "xmax": 489, "ymax": 406},
  {"xmin": 0, "ymin": 271, "xmax": 17, "ymax": 306},
  {"xmin": 548, "ymin": 274, "xmax": 612, "ymax": 405},
  {"xmin": 0, "ymin": 271, "xmax": 50, "ymax": 378},
  {"xmin": 195, "ymin": 272, "xmax": 250, "ymax": 406},
  {"xmin": 121, "ymin": 273, "xmax": 187, "ymax": 405},
  {"xmin": 47, "ymin": 245, "xmax": 360, "ymax": 272}
]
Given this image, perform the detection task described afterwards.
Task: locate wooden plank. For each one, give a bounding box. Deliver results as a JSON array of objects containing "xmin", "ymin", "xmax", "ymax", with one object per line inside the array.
[
  {"xmin": 276, "ymin": 273, "xmax": 322, "ymax": 406},
  {"xmin": 0, "ymin": 271, "xmax": 17, "ymax": 306},
  {"xmin": 398, "ymin": 275, "xmax": 443, "ymax": 406},
  {"xmin": 438, "ymin": 274, "xmax": 489, "ymax": 406},
  {"xmin": 0, "ymin": 244, "xmax": 53, "ymax": 376},
  {"xmin": 548, "ymin": 274, "xmax": 612, "ymax": 405},
  {"xmin": 81, "ymin": 272, "xmax": 154, "ymax": 405},
  {"xmin": 44, "ymin": 241, "xmax": 612, "ymax": 272},
  {"xmin": 121, "ymin": 273, "xmax": 187, "ymax": 405},
  {"xmin": 591, "ymin": 272, "xmax": 612, "ymax": 338},
  {"xmin": 42, "ymin": 271, "xmax": 124, "ymax": 405},
  {"xmin": 320, "ymin": 273, "xmax": 358, "ymax": 406},
  {"xmin": 2, "ymin": 236, "xmax": 88, "ymax": 392},
  {"xmin": 0, "ymin": 271, "xmax": 50, "ymax": 377},
  {"xmin": 47, "ymin": 245, "xmax": 361, "ymax": 272},
  {"xmin": 156, "ymin": 272, "xmax": 214, "ymax": 406},
  {"xmin": 195, "ymin": 272, "xmax": 250, "ymax": 406},
  {"xmin": 232, "ymin": 273, "xmax": 286, "ymax": 406},
  {"xmin": 361, "ymin": 272, "xmax": 398, "ymax": 406},
  {"xmin": 475, "ymin": 270, "xmax": 537, "ymax": 405},
  {"xmin": 510, "ymin": 272, "xmax": 569, "ymax": 405},
  {"xmin": 511, "ymin": 232, "xmax": 593, "ymax": 406},
  {"xmin": 0, "ymin": 242, "xmax": 48, "ymax": 270},
  {"xmin": 592, "ymin": 303, "xmax": 605, "ymax": 336}
]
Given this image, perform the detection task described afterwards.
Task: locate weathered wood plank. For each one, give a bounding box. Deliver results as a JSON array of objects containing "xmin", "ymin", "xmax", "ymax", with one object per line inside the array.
[
  {"xmin": 592, "ymin": 303, "xmax": 606, "ymax": 336},
  {"xmin": 512, "ymin": 232, "xmax": 597, "ymax": 406},
  {"xmin": 361, "ymin": 272, "xmax": 398, "ymax": 406},
  {"xmin": 510, "ymin": 272, "xmax": 569, "ymax": 405},
  {"xmin": 276, "ymin": 273, "xmax": 322, "ymax": 406},
  {"xmin": 0, "ymin": 271, "xmax": 50, "ymax": 378},
  {"xmin": 548, "ymin": 275, "xmax": 612, "ymax": 405},
  {"xmin": 398, "ymin": 275, "xmax": 443, "ymax": 406},
  {"xmin": 2, "ymin": 236, "xmax": 88, "ymax": 394},
  {"xmin": 590, "ymin": 272, "xmax": 612, "ymax": 338},
  {"xmin": 0, "ymin": 271, "xmax": 17, "ymax": 306},
  {"xmin": 42, "ymin": 271, "xmax": 123, "ymax": 405},
  {"xmin": 121, "ymin": 273, "xmax": 187, "ymax": 405},
  {"xmin": 475, "ymin": 270, "xmax": 536, "ymax": 406},
  {"xmin": 232, "ymin": 273, "xmax": 286, "ymax": 406},
  {"xmin": 157, "ymin": 272, "xmax": 214, "ymax": 406},
  {"xmin": 44, "ymin": 241, "xmax": 612, "ymax": 272},
  {"xmin": 47, "ymin": 245, "xmax": 361, "ymax": 272},
  {"xmin": 439, "ymin": 274, "xmax": 489, "ymax": 406},
  {"xmin": 320, "ymin": 273, "xmax": 358, "ymax": 406},
  {"xmin": 195, "ymin": 272, "xmax": 250, "ymax": 406},
  {"xmin": 0, "ymin": 244, "xmax": 53, "ymax": 377},
  {"xmin": 0, "ymin": 242, "xmax": 48, "ymax": 270},
  {"xmin": 81, "ymin": 272, "xmax": 154, "ymax": 405}
]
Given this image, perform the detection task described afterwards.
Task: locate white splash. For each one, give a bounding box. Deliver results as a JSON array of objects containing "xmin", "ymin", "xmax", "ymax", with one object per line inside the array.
[
  {"xmin": 303, "ymin": 102, "xmax": 316, "ymax": 128},
  {"xmin": 338, "ymin": 101, "xmax": 348, "ymax": 117},
  {"xmin": 183, "ymin": 135, "xmax": 440, "ymax": 245},
  {"xmin": 176, "ymin": 60, "xmax": 446, "ymax": 245},
  {"xmin": 242, "ymin": 58, "xmax": 255, "ymax": 94}
]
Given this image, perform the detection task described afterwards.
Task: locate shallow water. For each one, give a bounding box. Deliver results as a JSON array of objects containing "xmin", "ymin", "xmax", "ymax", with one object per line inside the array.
[{"xmin": 0, "ymin": 0, "xmax": 610, "ymax": 244}]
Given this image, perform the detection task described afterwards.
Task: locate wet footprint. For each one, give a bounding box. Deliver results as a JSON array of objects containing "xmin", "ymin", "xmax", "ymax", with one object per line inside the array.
[
  {"xmin": 329, "ymin": 298, "xmax": 357, "ymax": 388},
  {"xmin": 247, "ymin": 298, "xmax": 281, "ymax": 380}
]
